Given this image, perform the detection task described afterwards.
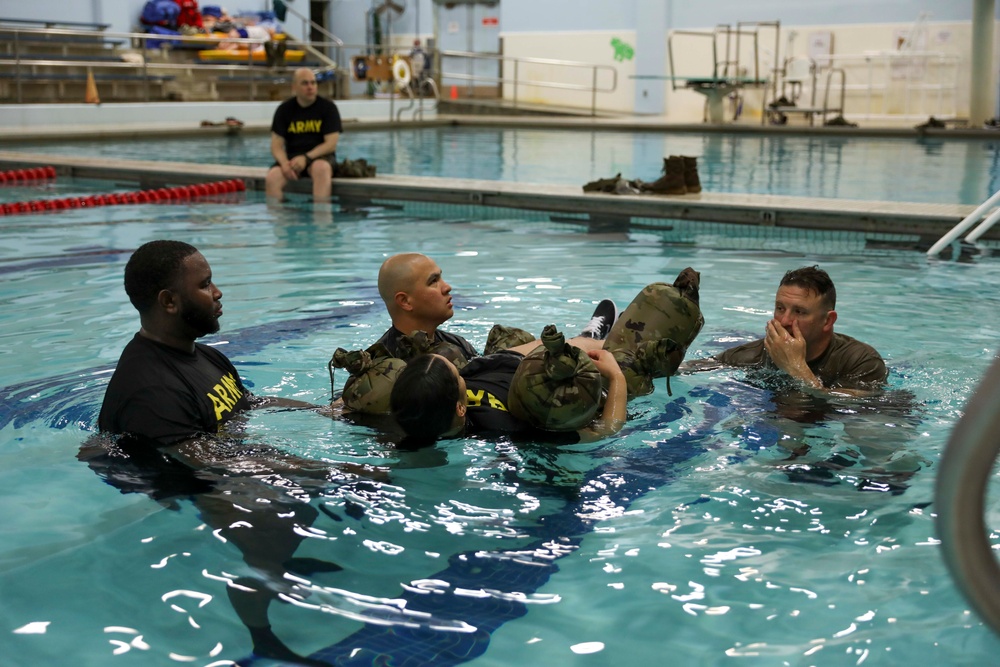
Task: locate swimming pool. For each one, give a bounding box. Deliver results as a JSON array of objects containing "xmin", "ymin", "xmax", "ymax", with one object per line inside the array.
[
  {"xmin": 2, "ymin": 181, "xmax": 1000, "ymax": 665},
  {"xmin": 12, "ymin": 126, "xmax": 1000, "ymax": 205}
]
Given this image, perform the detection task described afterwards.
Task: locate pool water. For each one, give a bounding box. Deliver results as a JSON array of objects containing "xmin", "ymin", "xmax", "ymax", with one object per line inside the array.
[
  {"xmin": 2, "ymin": 187, "xmax": 1000, "ymax": 666},
  {"xmin": 12, "ymin": 126, "xmax": 1000, "ymax": 204}
]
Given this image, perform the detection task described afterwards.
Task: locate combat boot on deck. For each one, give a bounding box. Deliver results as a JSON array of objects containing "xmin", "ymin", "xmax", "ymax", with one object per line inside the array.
[
  {"xmin": 643, "ymin": 156, "xmax": 686, "ymax": 195},
  {"xmin": 681, "ymin": 155, "xmax": 702, "ymax": 193}
]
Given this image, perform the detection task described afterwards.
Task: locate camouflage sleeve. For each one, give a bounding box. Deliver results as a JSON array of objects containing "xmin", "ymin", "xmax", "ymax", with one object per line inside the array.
[{"xmin": 439, "ymin": 330, "xmax": 480, "ymax": 359}]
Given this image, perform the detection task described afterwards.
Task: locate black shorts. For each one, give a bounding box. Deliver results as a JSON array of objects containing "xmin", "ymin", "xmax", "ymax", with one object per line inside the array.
[{"xmin": 271, "ymin": 153, "xmax": 335, "ymax": 172}]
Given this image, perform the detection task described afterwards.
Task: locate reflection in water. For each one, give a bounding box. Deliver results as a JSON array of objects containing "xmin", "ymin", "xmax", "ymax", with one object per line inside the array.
[
  {"xmin": 711, "ymin": 370, "xmax": 925, "ymax": 496},
  {"xmin": 14, "ymin": 129, "xmax": 1000, "ymax": 204},
  {"xmin": 78, "ymin": 433, "xmax": 373, "ymax": 666}
]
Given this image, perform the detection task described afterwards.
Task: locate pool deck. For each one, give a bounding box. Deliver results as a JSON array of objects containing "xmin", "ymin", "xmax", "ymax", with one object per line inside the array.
[{"xmin": 0, "ymin": 149, "xmax": 983, "ymax": 246}]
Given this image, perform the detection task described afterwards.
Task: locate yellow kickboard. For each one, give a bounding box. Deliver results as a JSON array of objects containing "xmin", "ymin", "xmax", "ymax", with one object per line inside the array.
[{"xmin": 198, "ymin": 49, "xmax": 305, "ymax": 63}]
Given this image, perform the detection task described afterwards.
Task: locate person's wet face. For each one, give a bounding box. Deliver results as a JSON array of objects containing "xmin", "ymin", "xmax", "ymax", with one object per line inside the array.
[
  {"xmin": 406, "ymin": 256, "xmax": 454, "ymax": 328},
  {"xmin": 773, "ymin": 284, "xmax": 834, "ymax": 354},
  {"xmin": 432, "ymin": 353, "xmax": 467, "ymax": 437},
  {"xmin": 172, "ymin": 252, "xmax": 223, "ymax": 338}
]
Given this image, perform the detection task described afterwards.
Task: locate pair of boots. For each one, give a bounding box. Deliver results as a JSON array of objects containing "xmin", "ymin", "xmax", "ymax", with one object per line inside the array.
[
  {"xmin": 643, "ymin": 156, "xmax": 701, "ymax": 196},
  {"xmin": 264, "ymin": 40, "xmax": 287, "ymax": 68}
]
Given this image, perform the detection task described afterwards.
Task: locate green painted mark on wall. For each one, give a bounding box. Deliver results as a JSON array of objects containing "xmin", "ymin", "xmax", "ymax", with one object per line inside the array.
[{"xmin": 611, "ymin": 37, "xmax": 634, "ymax": 62}]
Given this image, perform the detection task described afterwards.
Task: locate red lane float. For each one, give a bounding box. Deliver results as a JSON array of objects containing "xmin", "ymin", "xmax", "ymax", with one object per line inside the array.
[
  {"xmin": 0, "ymin": 166, "xmax": 57, "ymax": 184},
  {"xmin": 0, "ymin": 179, "xmax": 247, "ymax": 216}
]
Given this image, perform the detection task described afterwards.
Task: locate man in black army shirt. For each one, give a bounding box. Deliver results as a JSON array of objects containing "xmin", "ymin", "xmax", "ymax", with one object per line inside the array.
[
  {"xmin": 265, "ymin": 67, "xmax": 343, "ymax": 202},
  {"xmin": 97, "ymin": 240, "xmax": 372, "ymax": 667}
]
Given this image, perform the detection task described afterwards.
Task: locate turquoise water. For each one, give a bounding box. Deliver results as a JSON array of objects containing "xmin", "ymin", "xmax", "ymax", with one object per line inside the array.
[
  {"xmin": 12, "ymin": 126, "xmax": 1000, "ymax": 204},
  {"xmin": 2, "ymin": 187, "xmax": 1000, "ymax": 665}
]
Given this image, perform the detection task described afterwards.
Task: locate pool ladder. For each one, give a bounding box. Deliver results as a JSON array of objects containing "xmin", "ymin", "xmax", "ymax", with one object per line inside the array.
[
  {"xmin": 927, "ymin": 187, "xmax": 1000, "ymax": 257},
  {"xmin": 936, "ymin": 354, "xmax": 1000, "ymax": 635}
]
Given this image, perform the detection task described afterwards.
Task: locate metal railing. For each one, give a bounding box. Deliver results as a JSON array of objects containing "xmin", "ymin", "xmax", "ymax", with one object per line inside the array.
[
  {"xmin": 818, "ymin": 50, "xmax": 960, "ymax": 120},
  {"xmin": 0, "ymin": 17, "xmax": 110, "ymax": 31},
  {"xmin": 667, "ymin": 21, "xmax": 780, "ymax": 91},
  {"xmin": 764, "ymin": 57, "xmax": 848, "ymax": 126},
  {"xmin": 279, "ymin": 1, "xmax": 342, "ymax": 70},
  {"xmin": 926, "ymin": 187, "xmax": 1000, "ymax": 257},
  {"xmin": 438, "ymin": 49, "xmax": 617, "ymax": 116},
  {"xmin": 936, "ymin": 354, "xmax": 1000, "ymax": 637}
]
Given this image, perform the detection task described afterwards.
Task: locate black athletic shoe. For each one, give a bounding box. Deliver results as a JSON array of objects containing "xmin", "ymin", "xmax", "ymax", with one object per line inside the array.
[{"xmin": 579, "ymin": 299, "xmax": 618, "ymax": 339}]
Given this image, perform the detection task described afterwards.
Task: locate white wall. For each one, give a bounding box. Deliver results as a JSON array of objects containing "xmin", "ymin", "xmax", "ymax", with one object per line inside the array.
[
  {"xmin": 6, "ymin": 0, "xmax": 992, "ymax": 43},
  {"xmin": 0, "ymin": 99, "xmax": 432, "ymax": 135},
  {"xmin": 5, "ymin": 1, "xmax": 996, "ymax": 122},
  {"xmin": 498, "ymin": 16, "xmax": 994, "ymax": 122},
  {"xmin": 664, "ymin": 19, "xmax": 983, "ymax": 123},
  {"xmin": 500, "ymin": 31, "xmax": 635, "ymax": 113}
]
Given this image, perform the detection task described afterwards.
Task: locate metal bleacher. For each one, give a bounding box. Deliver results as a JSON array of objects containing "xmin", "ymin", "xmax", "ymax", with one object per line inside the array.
[{"xmin": 0, "ymin": 17, "xmax": 342, "ymax": 104}]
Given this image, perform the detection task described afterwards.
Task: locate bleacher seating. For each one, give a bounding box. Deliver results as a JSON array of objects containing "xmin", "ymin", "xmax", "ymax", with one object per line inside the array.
[{"xmin": 0, "ymin": 14, "xmax": 339, "ymax": 104}]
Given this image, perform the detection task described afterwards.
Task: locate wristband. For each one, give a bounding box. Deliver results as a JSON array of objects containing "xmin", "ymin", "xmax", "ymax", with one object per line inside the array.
[{"xmin": 303, "ymin": 154, "xmax": 315, "ymax": 169}]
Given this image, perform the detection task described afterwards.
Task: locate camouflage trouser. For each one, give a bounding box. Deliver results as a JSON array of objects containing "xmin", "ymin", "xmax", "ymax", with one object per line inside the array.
[
  {"xmin": 505, "ymin": 268, "xmax": 705, "ymax": 429},
  {"xmin": 603, "ymin": 269, "xmax": 704, "ymax": 398}
]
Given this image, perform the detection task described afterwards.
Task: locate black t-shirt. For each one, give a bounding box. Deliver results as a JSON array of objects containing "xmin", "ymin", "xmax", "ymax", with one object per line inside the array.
[
  {"xmin": 376, "ymin": 326, "xmax": 479, "ymax": 361},
  {"xmin": 460, "ymin": 352, "xmax": 526, "ymax": 433},
  {"xmin": 98, "ymin": 333, "xmax": 253, "ymax": 445},
  {"xmin": 270, "ymin": 95, "xmax": 343, "ymax": 159},
  {"xmin": 459, "ymin": 353, "xmax": 582, "ymax": 444}
]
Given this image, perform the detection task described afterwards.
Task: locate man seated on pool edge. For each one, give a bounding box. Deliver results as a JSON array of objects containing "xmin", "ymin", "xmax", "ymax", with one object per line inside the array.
[
  {"xmin": 265, "ymin": 67, "xmax": 343, "ymax": 204},
  {"xmin": 683, "ymin": 265, "xmax": 887, "ymax": 395},
  {"xmin": 388, "ymin": 337, "xmax": 628, "ymax": 446},
  {"xmin": 375, "ymin": 252, "xmax": 619, "ymax": 360}
]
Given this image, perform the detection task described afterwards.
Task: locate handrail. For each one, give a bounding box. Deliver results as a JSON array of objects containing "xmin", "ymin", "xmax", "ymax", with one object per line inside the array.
[
  {"xmin": 0, "ymin": 17, "xmax": 109, "ymax": 31},
  {"xmin": 278, "ymin": 1, "xmax": 342, "ymax": 70},
  {"xmin": 395, "ymin": 78, "xmax": 440, "ymax": 122},
  {"xmin": 926, "ymin": 187, "xmax": 1000, "ymax": 257},
  {"xmin": 821, "ymin": 67, "xmax": 847, "ymax": 120},
  {"xmin": 439, "ymin": 49, "xmax": 617, "ymax": 116},
  {"xmin": 820, "ymin": 50, "xmax": 960, "ymax": 120},
  {"xmin": 964, "ymin": 208, "xmax": 1000, "ymax": 243},
  {"xmin": 936, "ymin": 354, "xmax": 1000, "ymax": 637}
]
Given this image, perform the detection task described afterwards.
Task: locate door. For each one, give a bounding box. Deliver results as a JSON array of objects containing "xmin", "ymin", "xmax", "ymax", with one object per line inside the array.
[{"xmin": 436, "ymin": 1, "xmax": 501, "ymax": 99}]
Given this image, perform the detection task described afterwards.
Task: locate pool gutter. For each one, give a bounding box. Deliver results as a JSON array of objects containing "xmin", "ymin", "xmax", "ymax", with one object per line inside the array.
[{"xmin": 0, "ymin": 150, "xmax": 984, "ymax": 246}]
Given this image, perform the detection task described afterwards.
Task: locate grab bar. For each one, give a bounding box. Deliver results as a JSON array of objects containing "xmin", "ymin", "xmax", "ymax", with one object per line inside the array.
[
  {"xmin": 927, "ymin": 187, "xmax": 1000, "ymax": 257},
  {"xmin": 936, "ymin": 355, "xmax": 1000, "ymax": 635}
]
